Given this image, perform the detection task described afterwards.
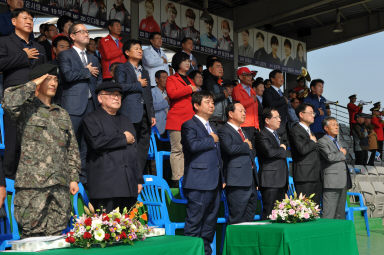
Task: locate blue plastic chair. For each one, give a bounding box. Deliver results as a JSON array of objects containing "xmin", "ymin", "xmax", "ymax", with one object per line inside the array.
[
  {"xmin": 152, "ymin": 126, "xmax": 170, "ymax": 142},
  {"xmin": 345, "ymin": 192, "xmax": 370, "ymax": 236},
  {"xmin": 138, "ymin": 175, "xmax": 187, "ymax": 235},
  {"xmin": 0, "ymin": 178, "xmax": 20, "ymax": 250},
  {"xmin": 147, "ymin": 129, "xmax": 170, "ymax": 178},
  {"xmin": 0, "ymin": 104, "xmax": 5, "ymax": 151},
  {"xmin": 72, "ymin": 183, "xmax": 89, "ymax": 217}
]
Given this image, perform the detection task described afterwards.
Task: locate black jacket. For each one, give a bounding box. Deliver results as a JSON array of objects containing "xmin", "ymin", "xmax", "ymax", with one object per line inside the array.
[
  {"xmin": 218, "ymin": 123, "xmax": 258, "ymax": 187},
  {"xmin": 202, "ymin": 71, "xmax": 227, "ymax": 122},
  {"xmin": 0, "ymin": 33, "xmax": 46, "ymax": 88},
  {"xmin": 263, "ymin": 87, "xmax": 288, "ymax": 125},
  {"xmin": 288, "ymin": 122, "xmax": 322, "ymax": 182},
  {"xmin": 83, "ymin": 108, "xmax": 143, "ymax": 199},
  {"xmin": 255, "ymin": 128, "xmax": 288, "ymax": 188}
]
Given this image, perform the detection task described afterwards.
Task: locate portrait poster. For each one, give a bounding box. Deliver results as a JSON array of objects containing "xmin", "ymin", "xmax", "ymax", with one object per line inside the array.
[
  {"xmin": 139, "ymin": 0, "xmax": 161, "ymax": 39},
  {"xmin": 199, "ymin": 13, "xmax": 218, "ymax": 54},
  {"xmin": 180, "ymin": 6, "xmax": 200, "ymax": 48},
  {"xmin": 160, "ymin": 0, "xmax": 182, "ymax": 46},
  {"xmin": 280, "ymin": 37, "xmax": 296, "ymax": 73},
  {"xmin": 107, "ymin": 0, "xmax": 131, "ymax": 32},
  {"xmin": 252, "ymin": 29, "xmax": 268, "ymax": 68},
  {"xmin": 266, "ymin": 32, "xmax": 282, "ymax": 70},
  {"xmin": 238, "ymin": 29, "xmax": 254, "ymax": 64},
  {"xmin": 216, "ymin": 17, "xmax": 233, "ymax": 59}
]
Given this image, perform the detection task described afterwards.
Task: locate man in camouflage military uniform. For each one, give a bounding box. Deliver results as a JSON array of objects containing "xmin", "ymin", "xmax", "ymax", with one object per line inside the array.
[{"xmin": 2, "ymin": 64, "xmax": 80, "ymax": 237}]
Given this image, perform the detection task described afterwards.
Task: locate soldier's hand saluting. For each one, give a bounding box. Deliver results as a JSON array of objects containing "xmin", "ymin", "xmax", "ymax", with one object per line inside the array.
[{"xmin": 70, "ymin": 182, "xmax": 79, "ymax": 195}]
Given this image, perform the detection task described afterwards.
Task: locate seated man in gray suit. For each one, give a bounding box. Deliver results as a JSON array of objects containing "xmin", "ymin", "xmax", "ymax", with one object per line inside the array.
[{"xmin": 318, "ymin": 117, "xmax": 352, "ymax": 219}]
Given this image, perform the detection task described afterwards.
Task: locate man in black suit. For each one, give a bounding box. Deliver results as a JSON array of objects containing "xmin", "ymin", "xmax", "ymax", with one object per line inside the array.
[
  {"xmin": 218, "ymin": 102, "xmax": 258, "ymax": 224},
  {"xmin": 256, "ymin": 108, "xmax": 288, "ymax": 220},
  {"xmin": 263, "ymin": 70, "xmax": 288, "ymax": 141},
  {"xmin": 83, "ymin": 81, "xmax": 143, "ymax": 212},
  {"xmin": 115, "ymin": 40, "xmax": 155, "ymax": 175},
  {"xmin": 182, "ymin": 91, "xmax": 224, "ymax": 255},
  {"xmin": 0, "ymin": 8, "xmax": 46, "ymax": 179},
  {"xmin": 289, "ymin": 103, "xmax": 322, "ymax": 205},
  {"xmin": 39, "ymin": 24, "xmax": 58, "ymax": 62},
  {"xmin": 58, "ymin": 22, "xmax": 102, "ymax": 184}
]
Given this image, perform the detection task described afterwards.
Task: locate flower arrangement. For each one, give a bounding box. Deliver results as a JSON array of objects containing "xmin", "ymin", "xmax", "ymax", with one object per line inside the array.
[
  {"xmin": 65, "ymin": 202, "xmax": 151, "ymax": 248},
  {"xmin": 268, "ymin": 193, "xmax": 320, "ymax": 223}
]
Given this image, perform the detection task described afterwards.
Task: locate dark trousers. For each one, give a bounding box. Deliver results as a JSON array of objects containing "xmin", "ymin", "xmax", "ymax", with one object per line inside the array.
[
  {"xmin": 226, "ymin": 184, "xmax": 258, "ymax": 224},
  {"xmin": 261, "ymin": 187, "xmax": 286, "ymax": 220},
  {"xmin": 184, "ymin": 188, "xmax": 220, "ymax": 255},
  {"xmin": 69, "ymin": 99, "xmax": 95, "ymax": 185},
  {"xmin": 91, "ymin": 197, "xmax": 137, "ymax": 213},
  {"xmin": 134, "ymin": 107, "xmax": 151, "ymax": 174},
  {"xmin": 3, "ymin": 111, "xmax": 19, "ymax": 179},
  {"xmin": 368, "ymin": 149, "xmax": 377, "ymax": 166},
  {"xmin": 294, "ymin": 181, "xmax": 323, "ymax": 206},
  {"xmin": 355, "ymin": 150, "xmax": 368, "ymax": 165}
]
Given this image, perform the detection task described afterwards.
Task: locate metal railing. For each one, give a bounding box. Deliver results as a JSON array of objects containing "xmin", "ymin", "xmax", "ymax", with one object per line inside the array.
[{"xmin": 329, "ymin": 103, "xmax": 350, "ymax": 127}]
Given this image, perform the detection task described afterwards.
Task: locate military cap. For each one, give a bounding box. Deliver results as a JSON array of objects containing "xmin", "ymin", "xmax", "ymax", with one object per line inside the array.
[
  {"xmin": 370, "ymin": 107, "xmax": 380, "ymax": 112},
  {"xmin": 348, "ymin": 94, "xmax": 356, "ymax": 99},
  {"xmin": 29, "ymin": 63, "xmax": 58, "ymax": 80},
  {"xmin": 374, "ymin": 102, "xmax": 381, "ymax": 107},
  {"xmin": 95, "ymin": 81, "xmax": 122, "ymax": 94}
]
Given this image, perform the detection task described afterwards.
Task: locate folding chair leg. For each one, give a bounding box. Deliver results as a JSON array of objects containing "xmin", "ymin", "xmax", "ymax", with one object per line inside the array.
[
  {"xmin": 156, "ymin": 153, "xmax": 163, "ymax": 178},
  {"xmin": 210, "ymin": 232, "xmax": 216, "ymax": 255},
  {"xmin": 363, "ymin": 211, "xmax": 370, "ymax": 236}
]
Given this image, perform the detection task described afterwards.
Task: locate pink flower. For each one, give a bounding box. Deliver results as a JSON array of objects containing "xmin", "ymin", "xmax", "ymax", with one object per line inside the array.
[
  {"xmin": 288, "ymin": 209, "xmax": 295, "ymax": 215},
  {"xmin": 290, "ymin": 201, "xmax": 297, "ymax": 207},
  {"xmin": 303, "ymin": 213, "xmax": 310, "ymax": 219},
  {"xmin": 270, "ymin": 214, "xmax": 277, "ymax": 220},
  {"xmin": 278, "ymin": 203, "xmax": 285, "ymax": 209}
]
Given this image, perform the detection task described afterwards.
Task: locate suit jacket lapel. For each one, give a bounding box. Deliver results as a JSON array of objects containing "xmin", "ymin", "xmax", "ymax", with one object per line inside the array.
[
  {"xmin": 225, "ymin": 123, "xmax": 244, "ymax": 143},
  {"xmin": 70, "ymin": 48, "xmax": 85, "ymax": 66},
  {"xmin": 264, "ymin": 128, "xmax": 280, "ymax": 147},
  {"xmin": 296, "ymin": 123, "xmax": 310, "ymax": 138},
  {"xmin": 192, "ymin": 116, "xmax": 209, "ymax": 136}
]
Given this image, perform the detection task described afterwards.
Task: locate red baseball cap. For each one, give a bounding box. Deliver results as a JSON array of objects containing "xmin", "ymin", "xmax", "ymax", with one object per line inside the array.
[{"xmin": 237, "ymin": 67, "xmax": 257, "ymax": 77}]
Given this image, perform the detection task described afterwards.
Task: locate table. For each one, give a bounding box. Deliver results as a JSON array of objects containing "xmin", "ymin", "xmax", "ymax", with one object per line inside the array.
[
  {"xmin": 223, "ymin": 219, "xmax": 359, "ymax": 255},
  {"xmin": 6, "ymin": 236, "xmax": 204, "ymax": 255}
]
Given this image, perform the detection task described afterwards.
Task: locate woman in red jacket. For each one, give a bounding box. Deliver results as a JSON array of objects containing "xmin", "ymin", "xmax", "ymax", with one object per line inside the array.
[
  {"xmin": 166, "ymin": 52, "xmax": 197, "ymax": 184},
  {"xmin": 371, "ymin": 107, "xmax": 384, "ymax": 160}
]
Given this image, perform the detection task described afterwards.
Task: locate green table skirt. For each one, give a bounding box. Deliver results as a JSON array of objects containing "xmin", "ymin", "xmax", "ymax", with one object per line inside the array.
[
  {"xmin": 6, "ymin": 236, "xmax": 204, "ymax": 255},
  {"xmin": 223, "ymin": 219, "xmax": 359, "ymax": 255}
]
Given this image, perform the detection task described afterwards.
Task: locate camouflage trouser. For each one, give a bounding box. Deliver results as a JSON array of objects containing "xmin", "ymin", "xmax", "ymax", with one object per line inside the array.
[{"xmin": 14, "ymin": 185, "xmax": 71, "ymax": 238}]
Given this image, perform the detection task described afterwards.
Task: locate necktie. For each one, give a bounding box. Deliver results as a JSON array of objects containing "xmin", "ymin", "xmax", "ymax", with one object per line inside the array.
[
  {"xmin": 80, "ymin": 51, "xmax": 87, "ymax": 67},
  {"xmin": 273, "ymin": 131, "xmax": 280, "ymax": 145},
  {"xmin": 114, "ymin": 38, "xmax": 119, "ymax": 48},
  {"xmin": 238, "ymin": 128, "xmax": 246, "ymax": 142},
  {"xmin": 333, "ymin": 139, "xmax": 340, "ymax": 150},
  {"xmin": 205, "ymin": 122, "xmax": 213, "ymax": 134},
  {"xmin": 278, "ymin": 89, "xmax": 283, "ymax": 97}
]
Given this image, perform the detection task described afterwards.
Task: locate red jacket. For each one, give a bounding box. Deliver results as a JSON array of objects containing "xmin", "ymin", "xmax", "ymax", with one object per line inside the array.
[
  {"xmin": 372, "ymin": 116, "xmax": 384, "ymax": 141},
  {"xmin": 347, "ymin": 103, "xmax": 362, "ymax": 124},
  {"xmin": 165, "ymin": 73, "xmax": 195, "ymax": 131},
  {"xmin": 99, "ymin": 34, "xmax": 127, "ymax": 79},
  {"xmin": 232, "ymin": 83, "xmax": 259, "ymax": 129}
]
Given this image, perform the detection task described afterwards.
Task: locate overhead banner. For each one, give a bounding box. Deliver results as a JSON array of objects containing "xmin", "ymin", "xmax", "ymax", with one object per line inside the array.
[
  {"xmin": 239, "ymin": 28, "xmax": 307, "ymax": 75},
  {"xmin": 138, "ymin": 0, "xmax": 233, "ymax": 60},
  {"xmin": 8, "ymin": 0, "xmax": 131, "ymax": 33}
]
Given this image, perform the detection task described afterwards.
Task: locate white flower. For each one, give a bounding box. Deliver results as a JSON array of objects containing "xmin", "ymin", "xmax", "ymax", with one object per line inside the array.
[
  {"xmin": 94, "ymin": 229, "xmax": 105, "ymax": 241},
  {"xmin": 92, "ymin": 219, "xmax": 103, "ymax": 230}
]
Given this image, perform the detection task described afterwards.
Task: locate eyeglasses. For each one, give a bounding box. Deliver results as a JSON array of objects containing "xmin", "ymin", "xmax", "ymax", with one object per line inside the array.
[
  {"xmin": 100, "ymin": 93, "xmax": 122, "ymax": 99},
  {"xmin": 48, "ymin": 28, "xmax": 58, "ymax": 32},
  {"xmin": 241, "ymin": 73, "xmax": 253, "ymax": 77},
  {"xmin": 303, "ymin": 111, "xmax": 316, "ymax": 116},
  {"xmin": 74, "ymin": 30, "xmax": 89, "ymax": 35}
]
